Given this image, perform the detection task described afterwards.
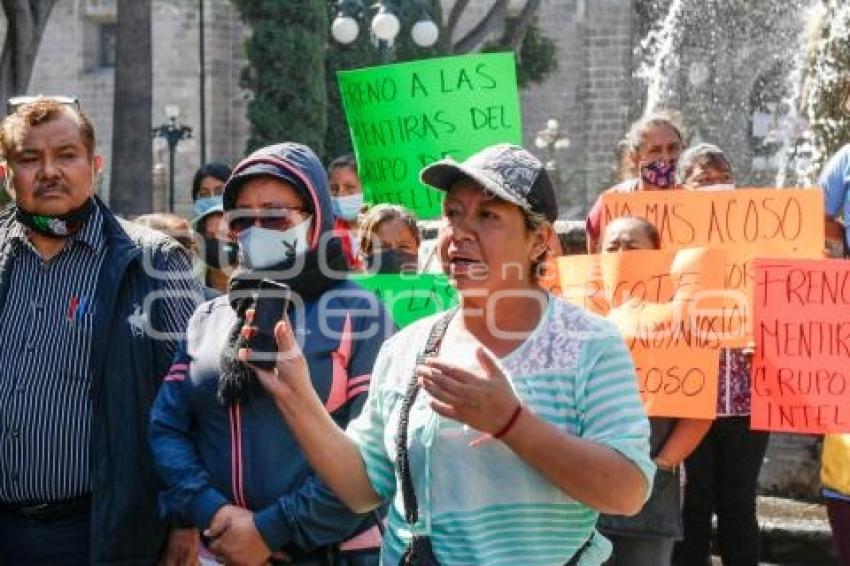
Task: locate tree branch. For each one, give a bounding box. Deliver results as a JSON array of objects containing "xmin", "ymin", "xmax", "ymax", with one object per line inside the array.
[
  {"xmin": 445, "ymin": 0, "xmax": 470, "ymax": 51},
  {"xmin": 505, "ymin": 0, "xmax": 541, "ymax": 51},
  {"xmin": 0, "ymin": 0, "xmax": 58, "ymax": 107},
  {"xmin": 25, "ymin": 0, "xmax": 58, "ymax": 82},
  {"xmin": 0, "ymin": 32, "xmax": 14, "ymax": 112},
  {"xmin": 8, "ymin": 0, "xmax": 36, "ymax": 91},
  {"xmin": 33, "ymin": 0, "xmax": 57, "ymax": 28},
  {"xmin": 453, "ymin": 0, "xmax": 507, "ymax": 54}
]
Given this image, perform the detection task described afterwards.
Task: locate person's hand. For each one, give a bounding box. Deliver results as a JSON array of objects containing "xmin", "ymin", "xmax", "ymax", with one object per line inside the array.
[
  {"xmin": 239, "ymin": 309, "xmax": 312, "ymax": 402},
  {"xmin": 417, "ymin": 347, "xmax": 520, "ymax": 435},
  {"xmin": 205, "ymin": 505, "xmax": 271, "ymax": 566},
  {"xmin": 158, "ymin": 528, "xmax": 200, "ymax": 566},
  {"xmin": 206, "ymin": 505, "xmax": 245, "ymax": 550},
  {"xmin": 653, "ymin": 456, "xmax": 677, "ymax": 473}
]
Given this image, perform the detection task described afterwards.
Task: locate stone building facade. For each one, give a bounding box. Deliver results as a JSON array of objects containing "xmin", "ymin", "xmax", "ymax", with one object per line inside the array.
[
  {"xmin": 3, "ymin": 0, "xmax": 810, "ymax": 219},
  {"xmin": 518, "ymin": 0, "xmax": 637, "ymax": 217},
  {"xmin": 5, "ymin": 0, "xmax": 249, "ymax": 218}
]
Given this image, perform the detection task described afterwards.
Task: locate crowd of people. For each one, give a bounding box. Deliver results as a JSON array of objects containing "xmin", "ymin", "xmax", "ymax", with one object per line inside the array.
[{"xmin": 0, "ymin": 95, "xmax": 848, "ymax": 566}]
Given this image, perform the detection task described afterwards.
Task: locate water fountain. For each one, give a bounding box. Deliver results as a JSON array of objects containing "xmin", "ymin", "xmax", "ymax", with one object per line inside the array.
[
  {"xmin": 774, "ymin": 1, "xmax": 823, "ymax": 187},
  {"xmin": 805, "ymin": 1, "xmax": 850, "ymax": 174},
  {"xmin": 633, "ymin": 0, "xmax": 820, "ymax": 188},
  {"xmin": 635, "ymin": 0, "xmax": 687, "ymax": 116}
]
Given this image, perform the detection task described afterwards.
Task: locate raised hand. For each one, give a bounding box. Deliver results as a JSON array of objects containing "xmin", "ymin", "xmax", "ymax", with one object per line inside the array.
[
  {"xmin": 417, "ymin": 347, "xmax": 521, "ymax": 436},
  {"xmin": 238, "ymin": 309, "xmax": 312, "ymax": 402}
]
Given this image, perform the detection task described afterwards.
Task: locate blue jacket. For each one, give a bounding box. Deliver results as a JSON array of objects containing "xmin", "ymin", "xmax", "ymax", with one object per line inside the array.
[
  {"xmin": 820, "ymin": 143, "xmax": 850, "ymax": 247},
  {"xmin": 0, "ymin": 199, "xmax": 204, "ymax": 565},
  {"xmin": 150, "ymin": 283, "xmax": 392, "ymax": 556},
  {"xmin": 149, "ymin": 142, "xmax": 395, "ymax": 559}
]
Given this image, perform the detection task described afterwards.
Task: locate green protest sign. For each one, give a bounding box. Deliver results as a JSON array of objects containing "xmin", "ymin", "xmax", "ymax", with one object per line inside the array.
[
  {"xmin": 338, "ymin": 52, "xmax": 522, "ymax": 219},
  {"xmin": 351, "ymin": 273, "xmax": 458, "ymax": 328}
]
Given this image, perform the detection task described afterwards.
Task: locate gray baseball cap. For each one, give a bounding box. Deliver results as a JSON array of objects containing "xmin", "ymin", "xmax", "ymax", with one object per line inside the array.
[{"xmin": 420, "ymin": 143, "xmax": 558, "ymax": 222}]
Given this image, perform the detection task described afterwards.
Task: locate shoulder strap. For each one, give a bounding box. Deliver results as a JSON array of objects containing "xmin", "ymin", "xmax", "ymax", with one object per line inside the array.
[{"xmin": 395, "ymin": 307, "xmax": 457, "ymax": 526}]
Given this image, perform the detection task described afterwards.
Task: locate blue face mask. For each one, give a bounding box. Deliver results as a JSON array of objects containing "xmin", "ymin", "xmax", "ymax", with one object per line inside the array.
[
  {"xmin": 194, "ymin": 196, "xmax": 222, "ymax": 217},
  {"xmin": 332, "ymin": 193, "xmax": 364, "ymax": 222}
]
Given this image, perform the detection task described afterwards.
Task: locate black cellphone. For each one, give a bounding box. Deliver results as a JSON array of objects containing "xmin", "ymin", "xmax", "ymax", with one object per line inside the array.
[{"xmin": 245, "ymin": 279, "xmax": 291, "ymax": 370}]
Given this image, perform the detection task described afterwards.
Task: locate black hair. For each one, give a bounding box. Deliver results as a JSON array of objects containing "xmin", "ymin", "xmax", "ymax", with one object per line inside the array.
[
  {"xmin": 328, "ymin": 154, "xmax": 358, "ymax": 175},
  {"xmin": 191, "ymin": 162, "xmax": 232, "ymax": 201},
  {"xmin": 603, "ymin": 216, "xmax": 662, "ymax": 250},
  {"xmin": 617, "ymin": 110, "xmax": 685, "ymax": 181},
  {"xmin": 678, "ymin": 143, "xmax": 735, "ymax": 183}
]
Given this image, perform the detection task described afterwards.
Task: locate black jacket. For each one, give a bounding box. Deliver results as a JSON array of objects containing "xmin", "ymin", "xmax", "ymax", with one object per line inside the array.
[{"xmin": 0, "ymin": 199, "xmax": 203, "ymax": 564}]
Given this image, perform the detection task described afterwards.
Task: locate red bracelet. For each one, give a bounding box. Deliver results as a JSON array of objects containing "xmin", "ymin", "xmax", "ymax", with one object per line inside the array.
[
  {"xmin": 494, "ymin": 404, "xmax": 524, "ymax": 438},
  {"xmin": 469, "ymin": 404, "xmax": 524, "ymax": 448}
]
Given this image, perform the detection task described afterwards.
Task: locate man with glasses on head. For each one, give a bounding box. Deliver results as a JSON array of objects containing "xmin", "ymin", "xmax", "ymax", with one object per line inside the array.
[
  {"xmin": 6, "ymin": 94, "xmax": 80, "ymax": 113},
  {"xmin": 0, "ymin": 96, "xmax": 205, "ymax": 564}
]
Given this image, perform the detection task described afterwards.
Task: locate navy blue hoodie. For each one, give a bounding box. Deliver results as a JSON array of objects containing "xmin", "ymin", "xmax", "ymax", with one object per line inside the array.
[{"xmin": 149, "ymin": 143, "xmax": 394, "ymax": 558}]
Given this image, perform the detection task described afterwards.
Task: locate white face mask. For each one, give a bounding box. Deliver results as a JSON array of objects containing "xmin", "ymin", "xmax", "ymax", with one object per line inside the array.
[
  {"xmin": 237, "ymin": 216, "xmax": 312, "ymax": 269},
  {"xmin": 694, "ymin": 183, "xmax": 736, "ymax": 192}
]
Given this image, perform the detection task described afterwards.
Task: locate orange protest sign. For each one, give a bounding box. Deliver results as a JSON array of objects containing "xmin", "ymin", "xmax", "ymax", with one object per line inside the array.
[
  {"xmin": 597, "ymin": 188, "xmax": 824, "ymax": 346},
  {"xmin": 556, "ymin": 247, "xmax": 724, "ymax": 418},
  {"xmin": 751, "ymin": 259, "xmax": 850, "ymax": 434}
]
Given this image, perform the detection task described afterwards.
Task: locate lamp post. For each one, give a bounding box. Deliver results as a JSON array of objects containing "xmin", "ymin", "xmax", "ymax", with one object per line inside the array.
[
  {"xmin": 330, "ymin": 0, "xmax": 439, "ymax": 63},
  {"xmin": 535, "ymin": 118, "xmax": 571, "ymax": 204},
  {"xmin": 794, "ymin": 136, "xmax": 814, "ymax": 186},
  {"xmin": 152, "ymin": 105, "xmax": 192, "ymax": 212},
  {"xmin": 199, "ymin": 0, "xmax": 207, "ymax": 165},
  {"xmin": 534, "ymin": 118, "xmax": 571, "ymax": 172}
]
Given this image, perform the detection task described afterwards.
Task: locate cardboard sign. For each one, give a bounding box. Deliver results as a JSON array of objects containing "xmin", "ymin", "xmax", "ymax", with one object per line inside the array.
[
  {"xmin": 751, "ymin": 259, "xmax": 850, "ymax": 434},
  {"xmin": 597, "ymin": 188, "xmax": 825, "ymax": 346},
  {"xmin": 338, "ymin": 53, "xmax": 522, "ymax": 219},
  {"xmin": 351, "ymin": 273, "xmax": 458, "ymax": 328},
  {"xmin": 556, "ymin": 248, "xmax": 724, "ymax": 418}
]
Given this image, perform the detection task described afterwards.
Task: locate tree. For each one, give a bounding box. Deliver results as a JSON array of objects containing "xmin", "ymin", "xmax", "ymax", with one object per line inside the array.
[
  {"xmin": 109, "ymin": 0, "xmax": 153, "ymax": 216},
  {"xmin": 324, "ymin": 0, "xmax": 554, "ymax": 159},
  {"xmin": 236, "ymin": 1, "xmax": 555, "ymax": 161},
  {"xmin": 234, "ymin": 0, "xmax": 328, "ymax": 156},
  {"xmin": 483, "ymin": 16, "xmax": 557, "ymax": 88},
  {"xmin": 446, "ymin": 0, "xmax": 541, "ymax": 55},
  {"xmin": 324, "ymin": 18, "xmax": 377, "ymax": 161},
  {"xmin": 0, "ymin": 0, "xmax": 59, "ymax": 110},
  {"xmin": 324, "ymin": 0, "xmax": 444, "ymax": 160},
  {"xmin": 805, "ymin": 1, "xmax": 850, "ymax": 172}
]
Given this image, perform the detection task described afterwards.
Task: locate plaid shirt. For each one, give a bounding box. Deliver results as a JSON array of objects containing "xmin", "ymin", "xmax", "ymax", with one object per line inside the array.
[{"xmin": 716, "ymin": 348, "xmax": 752, "ymax": 416}]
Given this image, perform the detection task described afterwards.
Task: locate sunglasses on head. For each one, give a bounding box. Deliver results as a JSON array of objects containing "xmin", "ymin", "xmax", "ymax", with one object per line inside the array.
[
  {"xmin": 227, "ymin": 207, "xmax": 308, "ymax": 233},
  {"xmin": 7, "ymin": 95, "xmax": 81, "ymax": 115}
]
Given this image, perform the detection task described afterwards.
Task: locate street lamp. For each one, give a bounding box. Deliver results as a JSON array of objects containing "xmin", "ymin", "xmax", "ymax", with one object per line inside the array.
[
  {"xmin": 534, "ymin": 118, "xmax": 571, "ymax": 213},
  {"xmin": 331, "ymin": 0, "xmax": 440, "ymax": 62},
  {"xmin": 794, "ymin": 136, "xmax": 814, "ymax": 186},
  {"xmin": 410, "ymin": 18, "xmax": 440, "ymax": 48},
  {"xmin": 331, "ymin": 0, "xmax": 364, "ymax": 45},
  {"xmin": 371, "ymin": 4, "xmax": 400, "ymax": 43},
  {"xmin": 534, "ymin": 118, "xmax": 571, "ymax": 171},
  {"xmin": 152, "ymin": 105, "xmax": 192, "ymax": 213}
]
